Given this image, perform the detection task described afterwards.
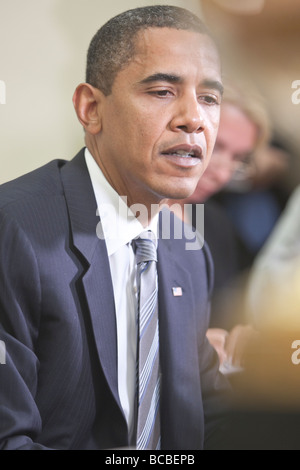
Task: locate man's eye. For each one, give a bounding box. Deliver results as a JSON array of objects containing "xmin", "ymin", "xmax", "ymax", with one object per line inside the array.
[
  {"xmin": 149, "ymin": 89, "xmax": 173, "ymax": 97},
  {"xmin": 200, "ymin": 95, "xmax": 220, "ymax": 105}
]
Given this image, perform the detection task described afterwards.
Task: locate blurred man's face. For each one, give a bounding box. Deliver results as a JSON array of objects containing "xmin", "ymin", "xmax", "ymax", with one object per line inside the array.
[
  {"xmin": 93, "ymin": 27, "xmax": 222, "ymax": 209},
  {"xmin": 186, "ymin": 102, "xmax": 258, "ymax": 202}
]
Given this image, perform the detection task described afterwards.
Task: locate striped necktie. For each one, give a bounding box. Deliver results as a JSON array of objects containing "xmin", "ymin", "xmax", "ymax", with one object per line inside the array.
[{"xmin": 134, "ymin": 231, "xmax": 161, "ymax": 450}]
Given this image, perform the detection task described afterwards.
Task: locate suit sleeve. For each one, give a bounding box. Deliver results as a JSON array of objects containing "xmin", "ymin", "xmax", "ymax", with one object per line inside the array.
[
  {"xmin": 0, "ymin": 211, "xmax": 50, "ymax": 449},
  {"xmin": 200, "ymin": 335, "xmax": 232, "ymax": 449}
]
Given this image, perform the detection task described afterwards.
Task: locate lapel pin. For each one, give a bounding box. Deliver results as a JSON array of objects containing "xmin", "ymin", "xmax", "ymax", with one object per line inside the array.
[{"xmin": 172, "ymin": 287, "xmax": 183, "ymax": 297}]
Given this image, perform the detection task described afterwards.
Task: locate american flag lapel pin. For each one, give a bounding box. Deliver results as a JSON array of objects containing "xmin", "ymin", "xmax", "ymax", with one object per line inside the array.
[{"xmin": 172, "ymin": 287, "xmax": 183, "ymax": 297}]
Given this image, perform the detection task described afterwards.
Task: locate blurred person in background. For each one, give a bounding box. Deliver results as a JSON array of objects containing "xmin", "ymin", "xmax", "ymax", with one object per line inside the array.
[
  {"xmin": 223, "ymin": 184, "xmax": 300, "ymax": 450},
  {"xmin": 216, "ymin": 138, "xmax": 291, "ymax": 270},
  {"xmin": 246, "ymin": 183, "xmax": 300, "ymax": 329}
]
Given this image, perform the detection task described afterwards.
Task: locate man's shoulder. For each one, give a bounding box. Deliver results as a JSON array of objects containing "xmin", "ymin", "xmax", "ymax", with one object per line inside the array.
[
  {"xmin": 0, "ymin": 159, "xmax": 67, "ymax": 211},
  {"xmin": 0, "ymin": 149, "xmax": 89, "ymax": 248}
]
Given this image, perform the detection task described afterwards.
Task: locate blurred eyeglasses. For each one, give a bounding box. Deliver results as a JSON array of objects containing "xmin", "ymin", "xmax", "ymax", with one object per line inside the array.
[{"xmin": 231, "ymin": 155, "xmax": 256, "ymax": 182}]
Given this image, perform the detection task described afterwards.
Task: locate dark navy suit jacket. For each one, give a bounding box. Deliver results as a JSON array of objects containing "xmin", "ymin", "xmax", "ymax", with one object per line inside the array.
[{"xmin": 0, "ymin": 148, "xmax": 230, "ymax": 449}]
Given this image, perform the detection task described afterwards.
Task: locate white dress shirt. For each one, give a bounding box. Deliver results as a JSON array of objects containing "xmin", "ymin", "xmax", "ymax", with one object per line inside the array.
[{"xmin": 84, "ymin": 148, "xmax": 158, "ymax": 438}]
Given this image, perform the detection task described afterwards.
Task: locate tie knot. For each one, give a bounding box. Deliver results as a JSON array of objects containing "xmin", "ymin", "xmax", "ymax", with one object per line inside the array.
[{"xmin": 133, "ymin": 231, "xmax": 157, "ymax": 264}]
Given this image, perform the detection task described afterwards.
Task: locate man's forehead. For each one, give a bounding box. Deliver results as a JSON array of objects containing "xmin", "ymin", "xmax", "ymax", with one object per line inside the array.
[
  {"xmin": 134, "ymin": 26, "xmax": 218, "ymax": 57},
  {"xmin": 129, "ymin": 27, "xmax": 221, "ymax": 80}
]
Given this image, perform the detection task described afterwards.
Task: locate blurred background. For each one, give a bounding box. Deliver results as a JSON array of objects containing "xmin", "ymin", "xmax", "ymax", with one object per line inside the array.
[
  {"xmin": 0, "ymin": 0, "xmax": 299, "ymax": 188},
  {"xmin": 201, "ymin": 0, "xmax": 300, "ymax": 192}
]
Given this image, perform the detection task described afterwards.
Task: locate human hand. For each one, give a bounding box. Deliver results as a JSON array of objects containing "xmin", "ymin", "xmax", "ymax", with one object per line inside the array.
[
  {"xmin": 206, "ymin": 328, "xmax": 229, "ymax": 365},
  {"xmin": 225, "ymin": 324, "xmax": 259, "ymax": 367}
]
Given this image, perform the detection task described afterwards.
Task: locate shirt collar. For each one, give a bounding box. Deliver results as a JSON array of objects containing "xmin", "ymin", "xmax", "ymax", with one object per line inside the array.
[{"xmin": 85, "ymin": 147, "xmax": 159, "ymax": 256}]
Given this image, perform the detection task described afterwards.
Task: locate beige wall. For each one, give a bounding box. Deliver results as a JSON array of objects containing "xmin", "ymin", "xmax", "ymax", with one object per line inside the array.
[{"xmin": 0, "ymin": 0, "xmax": 203, "ymax": 184}]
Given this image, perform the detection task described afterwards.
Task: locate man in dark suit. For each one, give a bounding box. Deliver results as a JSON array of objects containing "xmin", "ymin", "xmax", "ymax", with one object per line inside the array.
[{"xmin": 0, "ymin": 6, "xmax": 230, "ymax": 450}]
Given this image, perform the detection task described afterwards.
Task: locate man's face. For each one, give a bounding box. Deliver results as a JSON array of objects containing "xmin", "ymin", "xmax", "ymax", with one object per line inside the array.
[
  {"xmin": 94, "ymin": 27, "xmax": 222, "ymax": 207},
  {"xmin": 187, "ymin": 102, "xmax": 258, "ymax": 202}
]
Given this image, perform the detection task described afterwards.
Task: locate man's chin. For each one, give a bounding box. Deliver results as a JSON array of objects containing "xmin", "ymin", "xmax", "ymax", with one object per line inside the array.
[{"xmin": 164, "ymin": 185, "xmax": 201, "ymax": 202}]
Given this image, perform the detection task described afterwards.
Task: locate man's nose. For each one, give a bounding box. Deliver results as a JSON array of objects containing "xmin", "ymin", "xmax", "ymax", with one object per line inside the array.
[{"xmin": 170, "ymin": 94, "xmax": 205, "ymax": 134}]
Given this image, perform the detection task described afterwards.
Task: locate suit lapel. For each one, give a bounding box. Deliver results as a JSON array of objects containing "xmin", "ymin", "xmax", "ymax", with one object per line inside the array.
[
  {"xmin": 157, "ymin": 235, "xmax": 196, "ymax": 376},
  {"xmin": 60, "ymin": 149, "xmax": 121, "ymax": 409},
  {"xmin": 157, "ymin": 211, "xmax": 196, "ymax": 363},
  {"xmin": 157, "ymin": 215, "xmax": 203, "ymax": 449}
]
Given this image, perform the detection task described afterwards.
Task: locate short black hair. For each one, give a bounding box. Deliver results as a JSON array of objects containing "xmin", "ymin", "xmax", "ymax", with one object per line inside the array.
[{"xmin": 86, "ymin": 5, "xmax": 212, "ymax": 96}]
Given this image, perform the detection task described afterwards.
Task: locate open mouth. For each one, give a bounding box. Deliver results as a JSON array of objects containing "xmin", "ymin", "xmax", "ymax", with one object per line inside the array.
[
  {"xmin": 167, "ymin": 149, "xmax": 199, "ymax": 158},
  {"xmin": 161, "ymin": 146, "xmax": 203, "ymax": 168}
]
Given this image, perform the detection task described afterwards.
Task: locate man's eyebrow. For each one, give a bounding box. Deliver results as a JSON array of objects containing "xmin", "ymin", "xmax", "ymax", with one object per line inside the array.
[
  {"xmin": 139, "ymin": 73, "xmax": 182, "ymax": 85},
  {"xmin": 139, "ymin": 74, "xmax": 224, "ymax": 95},
  {"xmin": 202, "ymin": 79, "xmax": 224, "ymax": 96}
]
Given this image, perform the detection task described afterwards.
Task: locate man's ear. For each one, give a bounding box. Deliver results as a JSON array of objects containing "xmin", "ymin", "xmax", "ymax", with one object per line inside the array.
[{"xmin": 72, "ymin": 83, "xmax": 103, "ymax": 134}]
